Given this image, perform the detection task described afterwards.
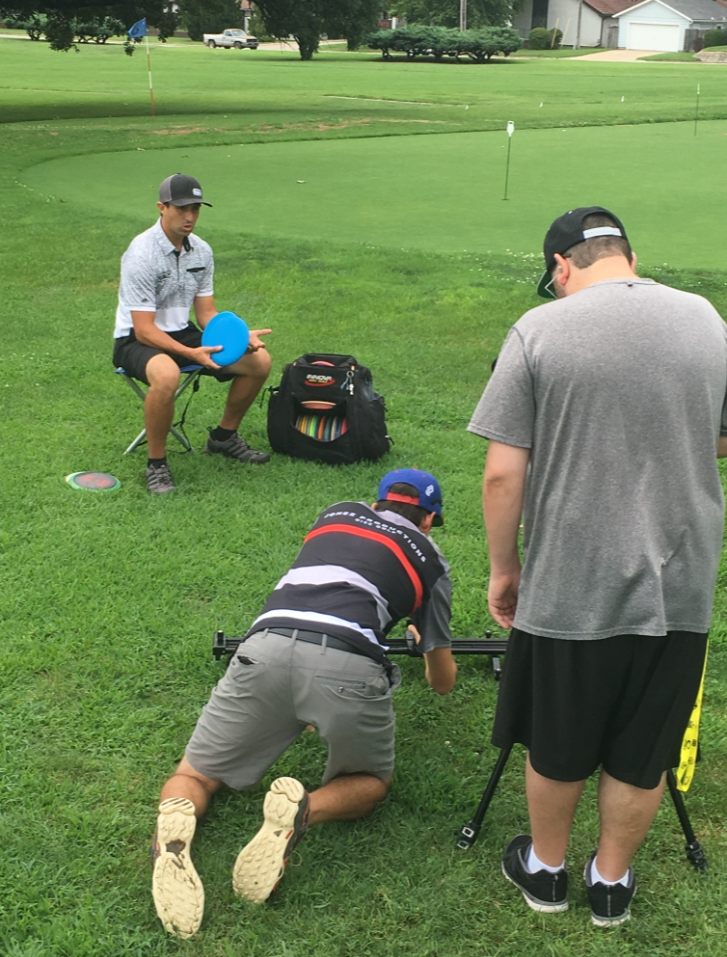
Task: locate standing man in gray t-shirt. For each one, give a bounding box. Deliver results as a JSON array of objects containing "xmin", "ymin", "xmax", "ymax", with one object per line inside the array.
[
  {"xmin": 468, "ymin": 207, "xmax": 727, "ymax": 927},
  {"xmin": 114, "ymin": 174, "xmax": 273, "ymax": 494}
]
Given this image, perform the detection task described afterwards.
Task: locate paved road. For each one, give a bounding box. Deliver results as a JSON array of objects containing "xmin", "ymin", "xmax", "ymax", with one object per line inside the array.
[{"xmin": 573, "ymin": 48, "xmax": 661, "ymax": 61}]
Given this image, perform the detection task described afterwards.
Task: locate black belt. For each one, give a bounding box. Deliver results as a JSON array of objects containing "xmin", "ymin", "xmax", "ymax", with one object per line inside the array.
[{"xmin": 259, "ymin": 627, "xmax": 375, "ymax": 659}]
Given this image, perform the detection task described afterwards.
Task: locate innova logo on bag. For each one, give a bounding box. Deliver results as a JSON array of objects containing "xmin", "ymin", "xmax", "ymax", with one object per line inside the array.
[{"xmin": 306, "ymin": 374, "xmax": 336, "ymax": 386}]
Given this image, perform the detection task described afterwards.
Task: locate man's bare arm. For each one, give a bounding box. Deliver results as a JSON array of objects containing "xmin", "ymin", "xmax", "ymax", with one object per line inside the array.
[
  {"xmin": 483, "ymin": 441, "xmax": 531, "ymax": 629},
  {"xmin": 423, "ymin": 647, "xmax": 457, "ymax": 695},
  {"xmin": 406, "ymin": 625, "xmax": 457, "ymax": 694},
  {"xmin": 718, "ymin": 436, "xmax": 727, "ymax": 459},
  {"xmin": 131, "ymin": 309, "xmax": 222, "ymax": 369}
]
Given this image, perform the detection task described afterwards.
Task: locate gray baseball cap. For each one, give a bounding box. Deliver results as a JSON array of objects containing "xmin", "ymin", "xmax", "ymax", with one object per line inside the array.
[{"xmin": 159, "ymin": 174, "xmax": 212, "ymax": 207}]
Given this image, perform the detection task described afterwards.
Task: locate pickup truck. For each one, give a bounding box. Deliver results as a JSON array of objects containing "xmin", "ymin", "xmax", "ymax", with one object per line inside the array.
[{"xmin": 203, "ymin": 29, "xmax": 259, "ymax": 49}]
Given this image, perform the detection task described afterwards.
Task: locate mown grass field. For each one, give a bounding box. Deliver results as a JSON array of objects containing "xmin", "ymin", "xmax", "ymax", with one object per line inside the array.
[{"xmin": 2, "ymin": 37, "xmax": 727, "ymax": 957}]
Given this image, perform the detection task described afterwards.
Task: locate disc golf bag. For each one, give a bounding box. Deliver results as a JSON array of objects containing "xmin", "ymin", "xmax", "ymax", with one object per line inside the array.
[{"xmin": 267, "ymin": 353, "xmax": 390, "ymax": 464}]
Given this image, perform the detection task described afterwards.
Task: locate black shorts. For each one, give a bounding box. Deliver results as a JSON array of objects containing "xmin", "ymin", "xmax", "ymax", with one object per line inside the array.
[
  {"xmin": 112, "ymin": 323, "xmax": 235, "ymax": 384},
  {"xmin": 492, "ymin": 628, "xmax": 708, "ymax": 789}
]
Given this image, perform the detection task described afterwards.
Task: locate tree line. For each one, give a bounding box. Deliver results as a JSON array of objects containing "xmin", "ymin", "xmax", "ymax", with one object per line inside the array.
[{"xmin": 0, "ymin": 0, "xmax": 523, "ymax": 58}]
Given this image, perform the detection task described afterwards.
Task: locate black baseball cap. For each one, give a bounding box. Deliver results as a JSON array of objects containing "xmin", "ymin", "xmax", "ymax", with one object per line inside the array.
[
  {"xmin": 536, "ymin": 206, "xmax": 628, "ymax": 298},
  {"xmin": 158, "ymin": 174, "xmax": 212, "ymax": 207}
]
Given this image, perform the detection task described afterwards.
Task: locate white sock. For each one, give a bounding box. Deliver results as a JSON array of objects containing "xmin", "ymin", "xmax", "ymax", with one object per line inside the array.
[
  {"xmin": 591, "ymin": 856, "xmax": 630, "ymax": 887},
  {"xmin": 525, "ymin": 844, "xmax": 564, "ymax": 874}
]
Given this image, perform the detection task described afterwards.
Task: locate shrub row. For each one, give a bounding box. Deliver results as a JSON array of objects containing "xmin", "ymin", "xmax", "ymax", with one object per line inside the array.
[{"xmin": 366, "ymin": 26, "xmax": 521, "ymax": 62}]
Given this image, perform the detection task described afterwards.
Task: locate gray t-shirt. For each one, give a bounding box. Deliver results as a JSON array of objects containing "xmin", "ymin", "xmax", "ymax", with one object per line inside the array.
[{"xmin": 468, "ymin": 278, "xmax": 727, "ymax": 639}]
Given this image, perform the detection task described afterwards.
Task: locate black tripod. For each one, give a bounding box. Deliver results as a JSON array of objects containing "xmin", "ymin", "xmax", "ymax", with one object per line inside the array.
[
  {"xmin": 212, "ymin": 628, "xmax": 707, "ymax": 872},
  {"xmin": 456, "ymin": 745, "xmax": 707, "ymax": 872}
]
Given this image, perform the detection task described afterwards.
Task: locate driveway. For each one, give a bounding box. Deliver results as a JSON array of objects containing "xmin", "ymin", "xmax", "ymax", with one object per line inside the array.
[{"xmin": 574, "ymin": 48, "xmax": 659, "ymax": 61}]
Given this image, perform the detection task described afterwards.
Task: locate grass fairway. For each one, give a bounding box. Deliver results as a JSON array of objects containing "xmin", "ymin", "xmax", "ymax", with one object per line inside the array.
[
  {"xmin": 3, "ymin": 36, "xmax": 727, "ymax": 957},
  {"xmin": 3, "ymin": 36, "xmax": 727, "ymax": 126}
]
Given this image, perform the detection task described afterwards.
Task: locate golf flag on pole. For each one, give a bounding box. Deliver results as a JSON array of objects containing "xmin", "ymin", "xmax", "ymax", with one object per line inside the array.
[
  {"xmin": 128, "ymin": 18, "xmax": 155, "ymax": 117},
  {"xmin": 128, "ymin": 18, "xmax": 147, "ymax": 38}
]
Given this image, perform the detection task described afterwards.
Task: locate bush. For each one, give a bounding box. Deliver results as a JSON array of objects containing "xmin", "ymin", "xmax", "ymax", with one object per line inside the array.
[
  {"xmin": 528, "ymin": 27, "xmax": 549, "ymax": 49},
  {"xmin": 529, "ymin": 26, "xmax": 562, "ymax": 49},
  {"xmin": 5, "ymin": 13, "xmax": 46, "ymax": 40},
  {"xmin": 73, "ymin": 17, "xmax": 125, "ymax": 44},
  {"xmin": 460, "ymin": 26, "xmax": 521, "ymax": 61},
  {"xmin": 703, "ymin": 28, "xmax": 726, "ymax": 48}
]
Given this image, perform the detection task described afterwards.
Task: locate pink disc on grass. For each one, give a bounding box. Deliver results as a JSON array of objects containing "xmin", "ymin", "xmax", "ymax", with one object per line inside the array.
[{"xmin": 66, "ymin": 472, "xmax": 121, "ymax": 492}]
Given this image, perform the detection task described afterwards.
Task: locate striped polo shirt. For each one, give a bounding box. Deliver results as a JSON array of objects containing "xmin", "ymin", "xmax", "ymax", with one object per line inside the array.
[
  {"xmin": 248, "ymin": 502, "xmax": 453, "ymax": 656},
  {"xmin": 114, "ymin": 219, "xmax": 214, "ymax": 338}
]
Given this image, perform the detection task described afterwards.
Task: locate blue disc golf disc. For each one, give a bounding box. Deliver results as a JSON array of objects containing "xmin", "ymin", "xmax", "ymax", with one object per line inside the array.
[
  {"xmin": 201, "ymin": 312, "xmax": 250, "ymax": 366},
  {"xmin": 66, "ymin": 472, "xmax": 121, "ymax": 492}
]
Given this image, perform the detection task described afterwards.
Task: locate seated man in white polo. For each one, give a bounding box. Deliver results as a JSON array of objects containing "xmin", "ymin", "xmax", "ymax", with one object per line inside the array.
[{"xmin": 113, "ymin": 174, "xmax": 272, "ymax": 493}]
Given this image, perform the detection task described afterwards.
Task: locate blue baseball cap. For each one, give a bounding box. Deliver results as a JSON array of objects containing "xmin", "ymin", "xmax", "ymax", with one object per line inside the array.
[{"xmin": 378, "ymin": 468, "xmax": 444, "ymax": 527}]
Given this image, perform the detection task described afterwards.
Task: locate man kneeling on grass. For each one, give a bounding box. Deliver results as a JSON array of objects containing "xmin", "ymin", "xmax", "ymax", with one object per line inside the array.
[{"xmin": 152, "ymin": 469, "xmax": 458, "ymax": 938}]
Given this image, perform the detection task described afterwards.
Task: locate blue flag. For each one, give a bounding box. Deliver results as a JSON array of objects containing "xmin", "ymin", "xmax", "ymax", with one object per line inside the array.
[{"xmin": 128, "ymin": 18, "xmax": 147, "ymax": 39}]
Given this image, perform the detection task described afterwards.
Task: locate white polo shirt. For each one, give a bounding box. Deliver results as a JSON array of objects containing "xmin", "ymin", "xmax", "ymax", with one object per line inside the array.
[{"xmin": 114, "ymin": 219, "xmax": 214, "ymax": 338}]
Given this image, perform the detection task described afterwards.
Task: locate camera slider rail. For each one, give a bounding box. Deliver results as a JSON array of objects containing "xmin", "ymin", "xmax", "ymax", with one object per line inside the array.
[
  {"xmin": 210, "ymin": 628, "xmax": 706, "ymax": 872},
  {"xmin": 213, "ymin": 629, "xmax": 508, "ymax": 678}
]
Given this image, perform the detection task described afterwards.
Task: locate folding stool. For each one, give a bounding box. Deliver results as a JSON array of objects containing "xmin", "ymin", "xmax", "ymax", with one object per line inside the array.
[{"xmin": 114, "ymin": 365, "xmax": 204, "ymax": 454}]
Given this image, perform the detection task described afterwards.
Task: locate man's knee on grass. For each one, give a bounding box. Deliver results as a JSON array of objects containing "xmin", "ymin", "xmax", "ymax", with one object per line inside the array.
[
  {"xmin": 309, "ymin": 771, "xmax": 392, "ymax": 824},
  {"xmin": 160, "ymin": 757, "xmax": 223, "ymax": 816}
]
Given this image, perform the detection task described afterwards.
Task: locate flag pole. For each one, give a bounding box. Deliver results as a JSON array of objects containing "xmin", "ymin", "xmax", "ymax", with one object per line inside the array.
[
  {"xmin": 503, "ymin": 121, "xmax": 514, "ymax": 201},
  {"xmin": 146, "ymin": 34, "xmax": 156, "ymax": 117},
  {"xmin": 693, "ymin": 83, "xmax": 700, "ymax": 137}
]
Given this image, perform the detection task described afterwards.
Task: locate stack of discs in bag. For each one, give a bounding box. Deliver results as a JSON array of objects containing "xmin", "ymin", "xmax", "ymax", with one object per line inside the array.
[{"xmin": 295, "ymin": 413, "xmax": 348, "ymax": 442}]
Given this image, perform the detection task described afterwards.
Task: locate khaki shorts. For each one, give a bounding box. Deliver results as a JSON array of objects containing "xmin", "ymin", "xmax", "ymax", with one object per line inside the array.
[{"xmin": 185, "ymin": 631, "xmax": 402, "ymax": 789}]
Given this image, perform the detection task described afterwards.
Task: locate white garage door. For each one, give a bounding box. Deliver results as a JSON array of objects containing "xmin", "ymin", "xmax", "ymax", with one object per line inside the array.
[{"xmin": 627, "ymin": 22, "xmax": 680, "ymax": 50}]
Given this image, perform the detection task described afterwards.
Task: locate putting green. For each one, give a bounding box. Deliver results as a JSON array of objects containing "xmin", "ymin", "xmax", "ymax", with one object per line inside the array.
[{"xmin": 22, "ymin": 120, "xmax": 727, "ymax": 269}]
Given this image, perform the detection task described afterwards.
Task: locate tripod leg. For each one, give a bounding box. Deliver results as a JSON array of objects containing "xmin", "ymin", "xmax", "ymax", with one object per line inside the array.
[
  {"xmin": 457, "ymin": 745, "xmax": 513, "ymax": 850},
  {"xmin": 666, "ymin": 769, "xmax": 707, "ymax": 873}
]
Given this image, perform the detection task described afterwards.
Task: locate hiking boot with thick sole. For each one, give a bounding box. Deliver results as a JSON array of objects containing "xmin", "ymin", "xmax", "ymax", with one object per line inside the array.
[
  {"xmin": 232, "ymin": 777, "xmax": 310, "ymax": 903},
  {"xmin": 502, "ymin": 835, "xmax": 569, "ymax": 913},
  {"xmin": 204, "ymin": 431, "xmax": 270, "ymax": 464},
  {"xmin": 151, "ymin": 798, "xmax": 204, "ymax": 938},
  {"xmin": 584, "ymin": 852, "xmax": 636, "ymax": 927},
  {"xmin": 146, "ymin": 462, "xmax": 176, "ymax": 494}
]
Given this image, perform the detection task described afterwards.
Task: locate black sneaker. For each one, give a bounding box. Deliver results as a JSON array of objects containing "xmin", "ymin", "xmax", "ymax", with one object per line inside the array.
[
  {"xmin": 146, "ymin": 462, "xmax": 176, "ymax": 494},
  {"xmin": 204, "ymin": 431, "xmax": 270, "ymax": 464},
  {"xmin": 584, "ymin": 852, "xmax": 636, "ymax": 927},
  {"xmin": 232, "ymin": 777, "xmax": 309, "ymax": 903},
  {"xmin": 501, "ymin": 835, "xmax": 569, "ymax": 913}
]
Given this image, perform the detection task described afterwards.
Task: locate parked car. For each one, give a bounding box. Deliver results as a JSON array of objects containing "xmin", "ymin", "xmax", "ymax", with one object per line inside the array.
[{"xmin": 203, "ymin": 29, "xmax": 259, "ymax": 49}]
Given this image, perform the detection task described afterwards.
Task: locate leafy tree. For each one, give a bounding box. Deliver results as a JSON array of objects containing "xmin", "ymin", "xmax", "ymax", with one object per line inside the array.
[
  {"xmin": 178, "ymin": 0, "xmax": 244, "ymax": 42},
  {"xmin": 253, "ymin": 0, "xmax": 379, "ymax": 59},
  {"xmin": 389, "ymin": 0, "xmax": 523, "ymax": 28},
  {"xmin": 252, "ymin": 0, "xmax": 326, "ymax": 59},
  {"xmin": 325, "ymin": 0, "xmax": 379, "ymax": 51},
  {"xmin": 0, "ymin": 2, "xmax": 178, "ymax": 50}
]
